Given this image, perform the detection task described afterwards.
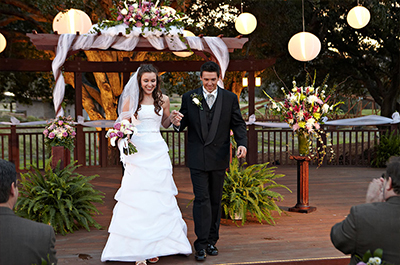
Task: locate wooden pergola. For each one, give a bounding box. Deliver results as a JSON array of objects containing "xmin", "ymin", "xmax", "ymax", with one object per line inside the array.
[{"xmin": 1, "ymin": 32, "xmax": 277, "ymax": 166}]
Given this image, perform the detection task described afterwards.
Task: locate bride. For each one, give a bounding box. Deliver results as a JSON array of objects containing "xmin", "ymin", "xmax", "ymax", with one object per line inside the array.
[{"xmin": 101, "ymin": 64, "xmax": 192, "ymax": 264}]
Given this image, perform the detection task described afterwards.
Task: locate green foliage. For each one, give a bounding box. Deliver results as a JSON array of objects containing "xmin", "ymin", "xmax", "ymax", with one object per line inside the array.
[
  {"xmin": 371, "ymin": 130, "xmax": 400, "ymax": 167},
  {"xmin": 15, "ymin": 159, "xmax": 104, "ymax": 235},
  {"xmin": 222, "ymin": 157, "xmax": 291, "ymax": 226},
  {"xmin": 356, "ymin": 248, "xmax": 392, "ymax": 265}
]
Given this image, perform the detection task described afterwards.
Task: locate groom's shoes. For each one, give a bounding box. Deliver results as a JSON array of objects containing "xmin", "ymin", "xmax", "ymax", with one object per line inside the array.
[
  {"xmin": 194, "ymin": 249, "xmax": 206, "ymax": 261},
  {"xmin": 206, "ymin": 244, "xmax": 219, "ymax": 256}
]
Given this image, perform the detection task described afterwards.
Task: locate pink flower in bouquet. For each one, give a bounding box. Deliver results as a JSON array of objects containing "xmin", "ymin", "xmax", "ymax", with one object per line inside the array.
[
  {"xmin": 117, "ymin": 131, "xmax": 124, "ymax": 138},
  {"xmin": 136, "ymin": 21, "xmax": 143, "ymax": 27},
  {"xmin": 114, "ymin": 123, "xmax": 121, "ymax": 130},
  {"xmin": 58, "ymin": 120, "xmax": 63, "ymax": 126},
  {"xmin": 62, "ymin": 132, "xmax": 68, "ymax": 137},
  {"xmin": 71, "ymin": 131, "xmax": 76, "ymax": 136},
  {"xmin": 43, "ymin": 129, "xmax": 49, "ymax": 136},
  {"xmin": 48, "ymin": 132, "xmax": 55, "ymax": 139}
]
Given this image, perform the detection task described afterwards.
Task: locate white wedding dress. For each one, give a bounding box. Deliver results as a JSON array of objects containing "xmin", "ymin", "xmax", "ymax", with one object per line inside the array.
[{"xmin": 101, "ymin": 105, "xmax": 192, "ymax": 262}]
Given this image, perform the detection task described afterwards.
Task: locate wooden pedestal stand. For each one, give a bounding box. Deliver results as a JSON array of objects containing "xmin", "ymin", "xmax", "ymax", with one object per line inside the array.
[
  {"xmin": 288, "ymin": 155, "xmax": 316, "ymax": 213},
  {"xmin": 51, "ymin": 146, "xmax": 70, "ymax": 169}
]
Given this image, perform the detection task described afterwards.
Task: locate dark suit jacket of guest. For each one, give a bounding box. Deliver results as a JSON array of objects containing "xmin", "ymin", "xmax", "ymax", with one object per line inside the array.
[
  {"xmin": 178, "ymin": 87, "xmax": 247, "ymax": 171},
  {"xmin": 0, "ymin": 207, "xmax": 57, "ymax": 265},
  {"xmin": 331, "ymin": 196, "xmax": 400, "ymax": 265}
]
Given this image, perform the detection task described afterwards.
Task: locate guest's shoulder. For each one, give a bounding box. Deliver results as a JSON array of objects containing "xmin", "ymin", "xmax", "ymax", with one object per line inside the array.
[{"xmin": 16, "ymin": 215, "xmax": 53, "ymax": 231}]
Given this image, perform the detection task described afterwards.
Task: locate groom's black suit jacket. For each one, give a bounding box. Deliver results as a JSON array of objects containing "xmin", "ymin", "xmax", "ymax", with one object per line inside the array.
[{"xmin": 178, "ymin": 86, "xmax": 247, "ymax": 171}]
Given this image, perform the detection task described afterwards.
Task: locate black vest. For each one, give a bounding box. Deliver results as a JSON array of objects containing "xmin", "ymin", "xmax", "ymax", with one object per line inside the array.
[{"xmin": 205, "ymin": 102, "xmax": 215, "ymax": 129}]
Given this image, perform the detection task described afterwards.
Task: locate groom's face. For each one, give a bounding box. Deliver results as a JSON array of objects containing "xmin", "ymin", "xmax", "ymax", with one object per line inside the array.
[{"xmin": 200, "ymin": 71, "xmax": 219, "ymax": 93}]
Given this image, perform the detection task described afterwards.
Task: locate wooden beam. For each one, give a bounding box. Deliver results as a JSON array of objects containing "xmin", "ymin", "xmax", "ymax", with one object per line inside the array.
[
  {"xmin": 0, "ymin": 58, "xmax": 276, "ymax": 72},
  {"xmin": 26, "ymin": 33, "xmax": 248, "ymax": 53}
]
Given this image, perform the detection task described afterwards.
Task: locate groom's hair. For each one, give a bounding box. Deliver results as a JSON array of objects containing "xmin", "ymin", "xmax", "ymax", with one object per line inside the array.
[{"xmin": 200, "ymin": 61, "xmax": 220, "ymax": 77}]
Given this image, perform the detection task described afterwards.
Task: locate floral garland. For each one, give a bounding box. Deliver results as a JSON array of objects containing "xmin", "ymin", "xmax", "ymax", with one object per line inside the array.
[
  {"xmin": 43, "ymin": 116, "xmax": 76, "ymax": 151},
  {"xmin": 92, "ymin": 0, "xmax": 186, "ymax": 35},
  {"xmin": 265, "ymin": 73, "xmax": 343, "ymax": 165}
]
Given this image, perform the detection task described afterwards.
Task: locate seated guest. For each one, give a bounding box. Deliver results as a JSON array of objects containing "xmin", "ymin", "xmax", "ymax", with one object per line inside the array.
[
  {"xmin": 331, "ymin": 160, "xmax": 400, "ymax": 265},
  {"xmin": 0, "ymin": 159, "xmax": 57, "ymax": 265}
]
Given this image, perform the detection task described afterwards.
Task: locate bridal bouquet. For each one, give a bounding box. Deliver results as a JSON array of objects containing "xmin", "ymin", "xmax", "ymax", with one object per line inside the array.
[
  {"xmin": 43, "ymin": 116, "xmax": 76, "ymax": 151},
  {"xmin": 93, "ymin": 0, "xmax": 186, "ymax": 34},
  {"xmin": 106, "ymin": 120, "xmax": 138, "ymax": 155}
]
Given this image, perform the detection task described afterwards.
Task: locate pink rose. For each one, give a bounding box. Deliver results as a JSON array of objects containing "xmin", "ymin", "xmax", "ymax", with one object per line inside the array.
[
  {"xmin": 136, "ymin": 22, "xmax": 143, "ymax": 27},
  {"xmin": 114, "ymin": 123, "xmax": 121, "ymax": 130},
  {"xmin": 43, "ymin": 129, "xmax": 49, "ymax": 136},
  {"xmin": 58, "ymin": 120, "xmax": 63, "ymax": 126},
  {"xmin": 62, "ymin": 132, "xmax": 68, "ymax": 137},
  {"xmin": 71, "ymin": 131, "xmax": 76, "ymax": 136},
  {"xmin": 48, "ymin": 132, "xmax": 55, "ymax": 139}
]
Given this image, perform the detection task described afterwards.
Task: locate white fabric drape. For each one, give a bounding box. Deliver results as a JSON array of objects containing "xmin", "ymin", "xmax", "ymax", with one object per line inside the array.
[
  {"xmin": 246, "ymin": 112, "xmax": 400, "ymax": 128},
  {"xmin": 50, "ymin": 25, "xmax": 230, "ymax": 117}
]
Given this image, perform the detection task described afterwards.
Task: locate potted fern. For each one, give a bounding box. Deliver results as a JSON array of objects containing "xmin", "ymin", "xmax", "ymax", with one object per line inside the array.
[
  {"xmin": 15, "ymin": 159, "xmax": 104, "ymax": 235},
  {"xmin": 222, "ymin": 157, "xmax": 291, "ymax": 226}
]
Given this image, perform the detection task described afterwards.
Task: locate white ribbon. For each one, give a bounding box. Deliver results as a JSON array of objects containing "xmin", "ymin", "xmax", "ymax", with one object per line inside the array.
[{"xmin": 117, "ymin": 137, "xmax": 129, "ymax": 166}]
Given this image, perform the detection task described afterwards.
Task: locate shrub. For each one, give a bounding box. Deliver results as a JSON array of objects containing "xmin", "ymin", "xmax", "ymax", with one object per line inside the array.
[
  {"xmin": 15, "ymin": 159, "xmax": 104, "ymax": 235},
  {"xmin": 222, "ymin": 157, "xmax": 291, "ymax": 226},
  {"xmin": 371, "ymin": 130, "xmax": 400, "ymax": 167}
]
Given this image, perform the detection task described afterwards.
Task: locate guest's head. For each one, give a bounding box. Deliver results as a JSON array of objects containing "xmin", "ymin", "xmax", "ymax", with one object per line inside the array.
[
  {"xmin": 135, "ymin": 64, "xmax": 163, "ymax": 117},
  {"xmin": 0, "ymin": 159, "xmax": 18, "ymax": 209},
  {"xmin": 385, "ymin": 160, "xmax": 400, "ymax": 195},
  {"xmin": 200, "ymin": 61, "xmax": 220, "ymax": 93}
]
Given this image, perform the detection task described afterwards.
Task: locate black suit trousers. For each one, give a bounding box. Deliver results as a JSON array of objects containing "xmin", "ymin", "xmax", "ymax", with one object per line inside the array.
[{"xmin": 190, "ymin": 168, "xmax": 225, "ymax": 251}]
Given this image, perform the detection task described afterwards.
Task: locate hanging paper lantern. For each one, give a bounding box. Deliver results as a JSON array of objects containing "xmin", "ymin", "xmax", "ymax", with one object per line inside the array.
[
  {"xmin": 288, "ymin": 32, "xmax": 321, "ymax": 61},
  {"xmin": 242, "ymin": 77, "xmax": 248, "ymax": 87},
  {"xmin": 235, "ymin": 12, "xmax": 257, "ymax": 35},
  {"xmin": 0, "ymin": 33, "xmax": 6, "ymax": 53},
  {"xmin": 53, "ymin": 9, "xmax": 92, "ymax": 34},
  {"xmin": 347, "ymin": 5, "xmax": 370, "ymax": 29},
  {"xmin": 173, "ymin": 30, "xmax": 196, "ymax": 57},
  {"xmin": 255, "ymin": 77, "xmax": 261, "ymax": 87}
]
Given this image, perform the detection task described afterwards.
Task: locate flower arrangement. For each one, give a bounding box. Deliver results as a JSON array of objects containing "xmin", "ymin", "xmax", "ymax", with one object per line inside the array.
[
  {"xmin": 43, "ymin": 116, "xmax": 76, "ymax": 151},
  {"xmin": 92, "ymin": 0, "xmax": 186, "ymax": 35},
  {"xmin": 356, "ymin": 248, "xmax": 391, "ymax": 265},
  {"xmin": 106, "ymin": 120, "xmax": 138, "ymax": 155},
  {"xmin": 265, "ymin": 73, "xmax": 342, "ymax": 164},
  {"xmin": 191, "ymin": 93, "xmax": 203, "ymax": 110}
]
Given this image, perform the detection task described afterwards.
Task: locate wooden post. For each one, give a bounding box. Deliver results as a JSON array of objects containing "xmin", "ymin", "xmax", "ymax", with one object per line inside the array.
[
  {"xmin": 9, "ymin": 125, "xmax": 19, "ymax": 170},
  {"xmin": 247, "ymin": 71, "xmax": 257, "ymax": 165},
  {"xmin": 288, "ymin": 155, "xmax": 316, "ymax": 213},
  {"xmin": 74, "ymin": 61, "xmax": 86, "ymax": 166},
  {"xmin": 100, "ymin": 128, "xmax": 107, "ymax": 167}
]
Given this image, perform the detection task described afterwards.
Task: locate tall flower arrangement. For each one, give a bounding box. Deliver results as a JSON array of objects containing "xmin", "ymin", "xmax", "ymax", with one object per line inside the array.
[
  {"xmin": 93, "ymin": 0, "xmax": 186, "ymax": 34},
  {"xmin": 43, "ymin": 116, "xmax": 76, "ymax": 151},
  {"xmin": 265, "ymin": 73, "xmax": 342, "ymax": 165}
]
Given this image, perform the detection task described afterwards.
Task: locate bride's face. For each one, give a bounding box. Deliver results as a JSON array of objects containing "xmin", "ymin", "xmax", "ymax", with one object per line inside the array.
[{"xmin": 141, "ymin": 72, "xmax": 157, "ymax": 95}]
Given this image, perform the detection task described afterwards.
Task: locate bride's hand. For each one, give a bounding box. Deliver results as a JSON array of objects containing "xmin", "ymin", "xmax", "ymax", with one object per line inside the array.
[{"xmin": 170, "ymin": 110, "xmax": 183, "ymax": 126}]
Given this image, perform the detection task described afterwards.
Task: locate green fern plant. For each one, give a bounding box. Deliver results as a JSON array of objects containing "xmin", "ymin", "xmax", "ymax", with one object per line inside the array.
[
  {"xmin": 222, "ymin": 157, "xmax": 291, "ymax": 226},
  {"xmin": 15, "ymin": 159, "xmax": 104, "ymax": 235},
  {"xmin": 371, "ymin": 130, "xmax": 400, "ymax": 167}
]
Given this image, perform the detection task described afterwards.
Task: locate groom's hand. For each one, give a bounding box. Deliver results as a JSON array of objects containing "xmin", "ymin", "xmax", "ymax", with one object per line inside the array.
[
  {"xmin": 170, "ymin": 110, "xmax": 183, "ymax": 127},
  {"xmin": 236, "ymin": 146, "xmax": 247, "ymax": 158}
]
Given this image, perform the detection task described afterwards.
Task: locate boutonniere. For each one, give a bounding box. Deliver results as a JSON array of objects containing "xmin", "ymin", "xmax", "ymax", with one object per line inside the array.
[{"xmin": 191, "ymin": 93, "xmax": 203, "ymax": 110}]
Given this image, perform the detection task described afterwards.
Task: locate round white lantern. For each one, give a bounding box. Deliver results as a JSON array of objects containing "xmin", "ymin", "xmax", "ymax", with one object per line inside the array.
[
  {"xmin": 0, "ymin": 33, "xmax": 6, "ymax": 53},
  {"xmin": 347, "ymin": 5, "xmax": 370, "ymax": 29},
  {"xmin": 53, "ymin": 9, "xmax": 92, "ymax": 34},
  {"xmin": 235, "ymin": 12, "xmax": 257, "ymax": 35},
  {"xmin": 288, "ymin": 32, "xmax": 321, "ymax": 62},
  {"xmin": 173, "ymin": 30, "xmax": 196, "ymax": 57}
]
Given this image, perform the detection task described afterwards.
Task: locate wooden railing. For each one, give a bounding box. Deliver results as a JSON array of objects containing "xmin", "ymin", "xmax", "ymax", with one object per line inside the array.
[{"xmin": 0, "ymin": 125, "xmax": 389, "ymax": 171}]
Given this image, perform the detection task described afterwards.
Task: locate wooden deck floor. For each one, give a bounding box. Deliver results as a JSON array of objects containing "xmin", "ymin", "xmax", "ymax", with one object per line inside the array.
[{"xmin": 55, "ymin": 165, "xmax": 385, "ymax": 265}]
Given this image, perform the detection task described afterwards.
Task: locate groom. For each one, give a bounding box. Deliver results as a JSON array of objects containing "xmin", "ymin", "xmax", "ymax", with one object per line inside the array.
[{"xmin": 171, "ymin": 61, "xmax": 247, "ymax": 261}]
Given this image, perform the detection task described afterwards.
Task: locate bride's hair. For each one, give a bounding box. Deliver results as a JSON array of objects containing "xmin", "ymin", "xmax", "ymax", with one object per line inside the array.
[{"xmin": 135, "ymin": 64, "xmax": 164, "ymax": 118}]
